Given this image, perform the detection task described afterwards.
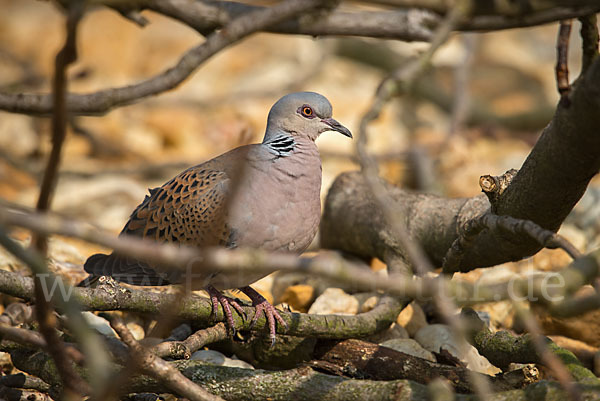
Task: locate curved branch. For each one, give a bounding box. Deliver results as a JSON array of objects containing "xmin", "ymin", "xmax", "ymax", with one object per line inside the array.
[
  {"xmin": 107, "ymin": 315, "xmax": 223, "ymax": 401},
  {"xmin": 322, "ymin": 56, "xmax": 600, "ymax": 271},
  {"xmin": 2, "ymin": 2, "xmax": 600, "ymax": 116},
  {"xmin": 143, "ymin": 0, "xmax": 437, "ymax": 40},
  {"xmin": 0, "ymin": 0, "xmax": 326, "ymax": 116},
  {"xmin": 0, "ymin": 269, "xmax": 404, "ymax": 340},
  {"xmin": 143, "ymin": 0, "xmax": 600, "ymax": 38},
  {"xmin": 461, "ymin": 308, "xmax": 599, "ymax": 383}
]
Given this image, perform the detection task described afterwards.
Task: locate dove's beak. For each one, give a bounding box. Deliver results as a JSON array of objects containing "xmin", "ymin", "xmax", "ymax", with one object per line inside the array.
[{"xmin": 322, "ymin": 118, "xmax": 352, "ymax": 138}]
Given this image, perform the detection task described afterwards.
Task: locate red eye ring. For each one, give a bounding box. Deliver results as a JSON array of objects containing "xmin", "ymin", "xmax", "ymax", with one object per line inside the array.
[{"xmin": 302, "ymin": 106, "xmax": 313, "ymax": 117}]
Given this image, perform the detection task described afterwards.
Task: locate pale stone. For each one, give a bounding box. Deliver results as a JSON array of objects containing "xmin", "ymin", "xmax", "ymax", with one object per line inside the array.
[
  {"xmin": 82, "ymin": 312, "xmax": 116, "ymax": 337},
  {"xmin": 364, "ymin": 323, "xmax": 409, "ymax": 343},
  {"xmin": 126, "ymin": 322, "xmax": 145, "ymax": 341},
  {"xmin": 381, "ymin": 338, "xmax": 436, "ymax": 362},
  {"xmin": 397, "ymin": 301, "xmax": 428, "ymax": 337},
  {"xmin": 225, "ymin": 355, "xmax": 255, "ymax": 370},
  {"xmin": 414, "ymin": 324, "xmax": 501, "ymax": 375},
  {"xmin": 190, "ymin": 350, "xmax": 254, "ymax": 369},
  {"xmin": 280, "ymin": 284, "xmax": 314, "ymax": 313},
  {"xmin": 360, "ymin": 295, "xmax": 379, "ymax": 313},
  {"xmin": 308, "ymin": 288, "xmax": 359, "ymax": 315},
  {"xmin": 190, "ymin": 349, "xmax": 226, "ymax": 365}
]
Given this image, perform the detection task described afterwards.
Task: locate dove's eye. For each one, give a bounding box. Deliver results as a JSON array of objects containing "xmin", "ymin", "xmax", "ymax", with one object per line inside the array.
[{"xmin": 300, "ymin": 105, "xmax": 315, "ymax": 118}]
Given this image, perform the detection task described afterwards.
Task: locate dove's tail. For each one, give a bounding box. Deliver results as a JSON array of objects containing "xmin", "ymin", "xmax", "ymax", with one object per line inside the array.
[{"xmin": 80, "ymin": 253, "xmax": 174, "ymax": 286}]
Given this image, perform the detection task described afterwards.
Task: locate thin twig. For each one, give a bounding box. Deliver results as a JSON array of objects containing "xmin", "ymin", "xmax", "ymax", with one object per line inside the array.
[
  {"xmin": 28, "ymin": 4, "xmax": 89, "ymax": 396},
  {"xmin": 442, "ymin": 213, "xmax": 583, "ymax": 274},
  {"xmin": 556, "ymin": 20, "xmax": 572, "ymax": 103},
  {"xmin": 153, "ymin": 323, "xmax": 229, "ymax": 359},
  {"xmin": 356, "ymin": 0, "xmax": 468, "ymax": 277}
]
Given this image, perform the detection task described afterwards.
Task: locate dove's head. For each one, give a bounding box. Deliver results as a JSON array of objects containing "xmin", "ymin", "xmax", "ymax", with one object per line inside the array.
[{"xmin": 264, "ymin": 92, "xmax": 352, "ymax": 142}]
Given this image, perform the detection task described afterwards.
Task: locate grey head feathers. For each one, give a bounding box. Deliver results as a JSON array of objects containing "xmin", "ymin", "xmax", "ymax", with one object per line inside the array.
[{"xmin": 262, "ymin": 92, "xmax": 352, "ymax": 150}]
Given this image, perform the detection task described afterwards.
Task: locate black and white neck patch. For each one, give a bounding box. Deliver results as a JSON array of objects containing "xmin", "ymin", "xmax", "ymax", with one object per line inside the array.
[{"xmin": 263, "ymin": 133, "xmax": 296, "ymax": 156}]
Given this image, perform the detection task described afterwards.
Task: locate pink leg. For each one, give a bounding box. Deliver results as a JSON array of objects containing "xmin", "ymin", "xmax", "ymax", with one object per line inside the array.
[
  {"xmin": 240, "ymin": 286, "xmax": 288, "ymax": 345},
  {"xmin": 207, "ymin": 285, "xmax": 245, "ymax": 334}
]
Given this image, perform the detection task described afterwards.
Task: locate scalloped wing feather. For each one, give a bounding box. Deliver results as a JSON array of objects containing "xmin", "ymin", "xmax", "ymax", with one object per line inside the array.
[{"xmin": 84, "ymin": 165, "xmax": 233, "ymax": 284}]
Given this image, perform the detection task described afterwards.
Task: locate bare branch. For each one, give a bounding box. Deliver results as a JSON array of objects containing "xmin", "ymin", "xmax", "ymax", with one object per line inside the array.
[
  {"xmin": 556, "ymin": 20, "xmax": 572, "ymax": 103},
  {"xmin": 460, "ymin": 5, "xmax": 600, "ymax": 31},
  {"xmin": 0, "ymin": 373, "xmax": 52, "ymax": 394},
  {"xmin": 461, "ymin": 308, "xmax": 598, "ymax": 383},
  {"xmin": 442, "ymin": 213, "xmax": 582, "ymax": 275},
  {"xmin": 0, "ymin": 0, "xmax": 330, "ymax": 116},
  {"xmin": 323, "ymin": 56, "xmax": 600, "ymax": 272},
  {"xmin": 142, "ymin": 0, "xmax": 600, "ymax": 38},
  {"xmin": 27, "ymin": 3, "xmax": 89, "ymax": 395},
  {"xmin": 1, "ymin": 2, "xmax": 598, "ymax": 117},
  {"xmin": 312, "ymin": 339, "xmax": 532, "ymax": 393},
  {"xmin": 107, "ymin": 315, "xmax": 224, "ymax": 401},
  {"xmin": 153, "ymin": 323, "xmax": 228, "ymax": 359}
]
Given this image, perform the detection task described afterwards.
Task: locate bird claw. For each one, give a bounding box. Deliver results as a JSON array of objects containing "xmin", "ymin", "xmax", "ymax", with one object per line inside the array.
[
  {"xmin": 207, "ymin": 285, "xmax": 245, "ymax": 335},
  {"xmin": 241, "ymin": 286, "xmax": 288, "ymax": 346}
]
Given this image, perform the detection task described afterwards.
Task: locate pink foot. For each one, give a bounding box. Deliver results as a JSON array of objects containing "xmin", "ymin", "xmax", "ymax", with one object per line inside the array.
[
  {"xmin": 207, "ymin": 285, "xmax": 245, "ymax": 335},
  {"xmin": 240, "ymin": 286, "xmax": 288, "ymax": 345}
]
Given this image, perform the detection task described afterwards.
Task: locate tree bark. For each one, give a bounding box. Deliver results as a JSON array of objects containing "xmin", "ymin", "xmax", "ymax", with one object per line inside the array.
[{"xmin": 321, "ymin": 58, "xmax": 600, "ymax": 272}]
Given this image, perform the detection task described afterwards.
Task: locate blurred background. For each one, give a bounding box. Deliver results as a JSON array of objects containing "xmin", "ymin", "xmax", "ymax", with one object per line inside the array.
[{"xmin": 1, "ymin": 0, "xmax": 600, "ymax": 364}]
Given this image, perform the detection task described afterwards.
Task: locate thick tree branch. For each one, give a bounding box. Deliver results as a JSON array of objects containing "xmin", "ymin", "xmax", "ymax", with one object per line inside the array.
[
  {"xmin": 142, "ymin": 0, "xmax": 600, "ymax": 38},
  {"xmin": 322, "ymin": 56, "xmax": 600, "ymax": 272},
  {"xmin": 312, "ymin": 339, "xmax": 529, "ymax": 393},
  {"xmin": 0, "ymin": 267, "xmax": 404, "ymax": 340},
  {"xmin": 442, "ymin": 213, "xmax": 581, "ymax": 274},
  {"xmin": 142, "ymin": 0, "xmax": 437, "ymax": 40},
  {"xmin": 579, "ymin": 14, "xmax": 599, "ymax": 74},
  {"xmin": 461, "ymin": 308, "xmax": 599, "ymax": 383}
]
